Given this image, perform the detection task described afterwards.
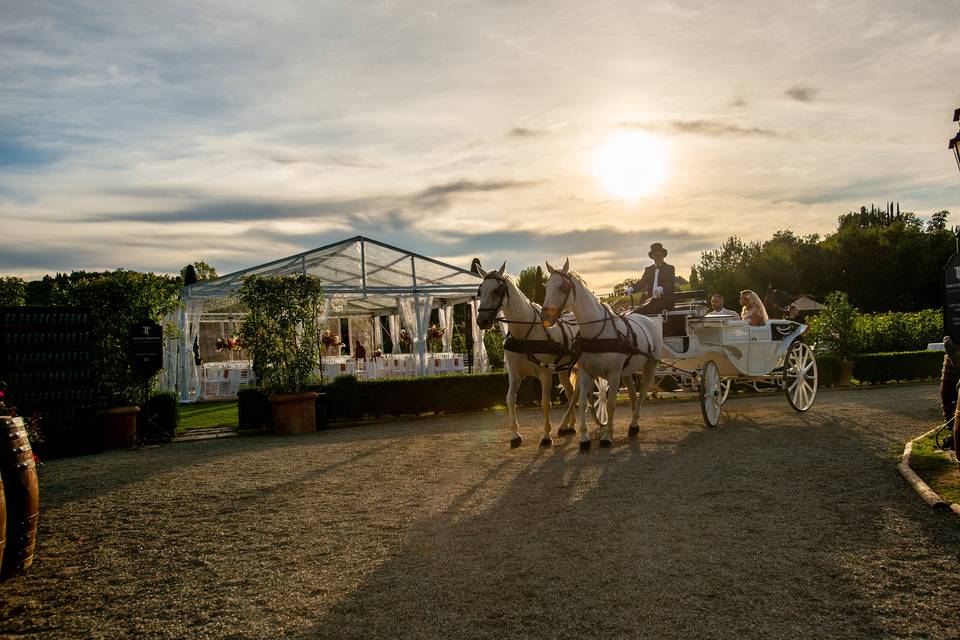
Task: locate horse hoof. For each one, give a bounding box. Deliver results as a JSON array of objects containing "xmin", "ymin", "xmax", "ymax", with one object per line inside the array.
[
  {"xmin": 539, "ymin": 438, "xmax": 552, "ymax": 448},
  {"xmin": 579, "ymin": 440, "xmax": 591, "ymax": 452},
  {"xmin": 600, "ymin": 439, "xmax": 613, "ymax": 448},
  {"xmin": 628, "ymin": 426, "xmax": 640, "ymax": 438},
  {"xmin": 510, "ymin": 436, "xmax": 522, "ymax": 448},
  {"xmin": 558, "ymin": 427, "xmax": 573, "ymax": 436}
]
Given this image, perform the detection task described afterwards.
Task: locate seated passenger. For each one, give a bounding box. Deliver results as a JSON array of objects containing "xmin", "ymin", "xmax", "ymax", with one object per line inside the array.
[
  {"xmin": 739, "ymin": 290, "xmax": 768, "ymax": 326},
  {"xmin": 705, "ymin": 293, "xmax": 737, "ymax": 317}
]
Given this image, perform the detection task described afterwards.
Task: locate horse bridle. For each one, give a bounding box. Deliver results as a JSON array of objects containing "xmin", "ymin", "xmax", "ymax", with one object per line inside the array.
[
  {"xmin": 477, "ymin": 272, "xmax": 509, "ymax": 315},
  {"xmin": 548, "ymin": 270, "xmax": 577, "ymax": 318}
]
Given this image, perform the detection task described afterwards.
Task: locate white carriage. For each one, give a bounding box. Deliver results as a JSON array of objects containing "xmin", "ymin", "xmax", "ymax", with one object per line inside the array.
[{"xmin": 589, "ymin": 292, "xmax": 818, "ymax": 428}]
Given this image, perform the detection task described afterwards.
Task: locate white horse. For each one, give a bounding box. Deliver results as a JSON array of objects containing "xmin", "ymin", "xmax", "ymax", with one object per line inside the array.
[
  {"xmin": 476, "ymin": 262, "xmax": 580, "ymax": 448},
  {"xmin": 539, "ymin": 259, "xmax": 662, "ymax": 450}
]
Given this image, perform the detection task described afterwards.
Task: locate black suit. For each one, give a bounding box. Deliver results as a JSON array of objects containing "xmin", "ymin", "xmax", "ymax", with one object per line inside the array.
[{"xmin": 635, "ymin": 261, "xmax": 675, "ymax": 314}]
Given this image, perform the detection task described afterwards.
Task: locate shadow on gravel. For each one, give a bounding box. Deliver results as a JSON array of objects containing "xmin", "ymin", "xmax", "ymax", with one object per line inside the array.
[
  {"xmin": 293, "ymin": 408, "xmax": 960, "ymax": 639},
  {"xmin": 9, "ymin": 388, "xmax": 960, "ymax": 639}
]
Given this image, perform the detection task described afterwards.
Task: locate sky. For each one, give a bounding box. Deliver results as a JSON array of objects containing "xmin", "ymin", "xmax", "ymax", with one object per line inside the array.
[{"xmin": 1, "ymin": 0, "xmax": 959, "ymax": 290}]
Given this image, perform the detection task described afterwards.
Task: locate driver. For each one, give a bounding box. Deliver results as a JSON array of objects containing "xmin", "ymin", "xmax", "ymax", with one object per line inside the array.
[{"xmin": 634, "ymin": 243, "xmax": 675, "ymax": 315}]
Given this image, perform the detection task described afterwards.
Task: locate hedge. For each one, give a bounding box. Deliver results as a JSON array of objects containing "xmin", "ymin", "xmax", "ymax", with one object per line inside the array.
[
  {"xmin": 236, "ymin": 350, "xmax": 943, "ymax": 429},
  {"xmin": 852, "ymin": 350, "xmax": 943, "ymax": 384},
  {"xmin": 238, "ymin": 372, "xmax": 563, "ymax": 427},
  {"xmin": 854, "ymin": 309, "xmax": 942, "ymax": 354}
]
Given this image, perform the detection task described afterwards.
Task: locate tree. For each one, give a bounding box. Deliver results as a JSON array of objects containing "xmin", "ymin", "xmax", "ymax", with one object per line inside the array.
[
  {"xmin": 53, "ymin": 270, "xmax": 182, "ymax": 407},
  {"xmin": 239, "ymin": 275, "xmax": 325, "ymax": 394},
  {"xmin": 180, "ymin": 261, "xmax": 217, "ymax": 283},
  {"xmin": 517, "ymin": 266, "xmax": 546, "ymax": 301},
  {"xmin": 0, "ymin": 277, "xmax": 26, "ymax": 306},
  {"xmin": 612, "ymin": 277, "xmax": 643, "ymax": 296},
  {"xmin": 927, "ymin": 210, "xmax": 949, "ymax": 233}
]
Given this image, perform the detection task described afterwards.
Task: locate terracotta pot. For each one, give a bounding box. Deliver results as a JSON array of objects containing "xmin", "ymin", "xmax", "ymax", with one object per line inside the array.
[
  {"xmin": 838, "ymin": 359, "xmax": 856, "ymax": 387},
  {"xmin": 98, "ymin": 406, "xmax": 140, "ymax": 449},
  {"xmin": 269, "ymin": 392, "xmax": 319, "ymax": 435}
]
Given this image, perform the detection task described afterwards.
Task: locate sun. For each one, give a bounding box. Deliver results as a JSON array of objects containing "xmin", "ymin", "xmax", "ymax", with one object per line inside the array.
[{"xmin": 591, "ymin": 131, "xmax": 667, "ymax": 200}]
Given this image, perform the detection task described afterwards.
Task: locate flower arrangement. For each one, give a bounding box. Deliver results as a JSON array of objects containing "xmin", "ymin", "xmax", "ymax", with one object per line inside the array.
[
  {"xmin": 427, "ymin": 324, "xmax": 446, "ymax": 352},
  {"xmin": 217, "ymin": 335, "xmax": 244, "ymax": 352},
  {"xmin": 321, "ymin": 330, "xmax": 342, "ymax": 348},
  {"xmin": 399, "ymin": 328, "xmax": 412, "ymax": 352},
  {"xmin": 321, "ymin": 329, "xmax": 342, "ymax": 355},
  {"xmin": 371, "ymin": 348, "xmax": 384, "ymax": 359}
]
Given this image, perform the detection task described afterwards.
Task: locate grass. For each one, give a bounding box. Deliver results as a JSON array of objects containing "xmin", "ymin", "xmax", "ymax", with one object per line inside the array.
[
  {"xmin": 908, "ymin": 432, "xmax": 960, "ymax": 505},
  {"xmin": 178, "ymin": 401, "xmax": 238, "ymax": 432}
]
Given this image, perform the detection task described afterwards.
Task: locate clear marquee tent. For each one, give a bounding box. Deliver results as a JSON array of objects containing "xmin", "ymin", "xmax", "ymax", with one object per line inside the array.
[{"xmin": 164, "ymin": 236, "xmax": 488, "ymax": 403}]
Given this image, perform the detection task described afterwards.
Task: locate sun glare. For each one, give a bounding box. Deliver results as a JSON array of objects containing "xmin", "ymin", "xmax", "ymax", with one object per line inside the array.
[{"xmin": 591, "ymin": 131, "xmax": 667, "ymax": 200}]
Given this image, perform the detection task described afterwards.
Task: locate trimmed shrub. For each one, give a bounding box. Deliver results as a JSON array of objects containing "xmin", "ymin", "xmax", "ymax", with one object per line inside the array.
[
  {"xmin": 240, "ymin": 372, "xmax": 565, "ymax": 426},
  {"xmin": 138, "ymin": 392, "xmax": 178, "ymax": 442},
  {"xmin": 815, "ymin": 353, "xmax": 842, "ymax": 387},
  {"xmin": 853, "ymin": 351, "xmax": 943, "ymax": 384}
]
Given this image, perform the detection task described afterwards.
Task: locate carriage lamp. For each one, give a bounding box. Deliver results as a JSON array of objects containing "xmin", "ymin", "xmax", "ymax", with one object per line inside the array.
[{"xmin": 950, "ymin": 107, "xmax": 960, "ymax": 175}]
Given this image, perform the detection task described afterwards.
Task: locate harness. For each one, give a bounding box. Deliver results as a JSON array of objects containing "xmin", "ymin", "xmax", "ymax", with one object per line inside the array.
[
  {"xmin": 478, "ymin": 272, "xmax": 577, "ymax": 372},
  {"xmin": 545, "ymin": 271, "xmax": 648, "ymax": 369}
]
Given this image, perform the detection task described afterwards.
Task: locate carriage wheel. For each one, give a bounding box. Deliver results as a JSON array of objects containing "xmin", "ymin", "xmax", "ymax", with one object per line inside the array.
[
  {"xmin": 698, "ymin": 360, "xmax": 723, "ymax": 428},
  {"xmin": 784, "ymin": 341, "xmax": 818, "ymax": 412},
  {"xmin": 590, "ymin": 377, "xmax": 609, "ymax": 426},
  {"xmin": 719, "ymin": 378, "xmax": 732, "ymax": 406}
]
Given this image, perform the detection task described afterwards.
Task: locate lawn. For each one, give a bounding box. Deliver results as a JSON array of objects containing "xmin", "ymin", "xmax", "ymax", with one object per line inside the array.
[
  {"xmin": 178, "ymin": 400, "xmax": 238, "ymax": 431},
  {"xmin": 909, "ymin": 432, "xmax": 960, "ymax": 505}
]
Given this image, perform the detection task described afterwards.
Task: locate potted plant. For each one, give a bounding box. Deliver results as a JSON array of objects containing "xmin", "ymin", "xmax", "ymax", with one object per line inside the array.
[
  {"xmin": 239, "ymin": 275, "xmax": 325, "ymax": 435},
  {"xmin": 814, "ymin": 291, "xmax": 861, "ymax": 386},
  {"xmin": 54, "ymin": 270, "xmax": 181, "ymax": 449}
]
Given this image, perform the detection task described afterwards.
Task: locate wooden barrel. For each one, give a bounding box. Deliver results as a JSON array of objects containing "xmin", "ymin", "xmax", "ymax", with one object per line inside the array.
[
  {"xmin": 0, "ymin": 470, "xmax": 6, "ymax": 572},
  {"xmin": 1, "ymin": 416, "xmax": 39, "ymax": 577}
]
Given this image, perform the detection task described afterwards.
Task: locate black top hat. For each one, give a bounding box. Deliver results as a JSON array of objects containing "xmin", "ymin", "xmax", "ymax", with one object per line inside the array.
[{"xmin": 648, "ymin": 243, "xmax": 668, "ymax": 258}]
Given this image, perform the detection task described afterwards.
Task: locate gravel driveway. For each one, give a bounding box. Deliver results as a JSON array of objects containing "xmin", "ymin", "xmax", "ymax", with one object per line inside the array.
[{"xmin": 1, "ymin": 384, "xmax": 959, "ymax": 639}]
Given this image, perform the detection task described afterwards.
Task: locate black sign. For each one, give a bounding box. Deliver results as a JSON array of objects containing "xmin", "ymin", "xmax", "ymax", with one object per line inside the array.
[
  {"xmin": 128, "ymin": 319, "xmax": 164, "ymax": 377},
  {"xmin": 944, "ymin": 253, "xmax": 960, "ymax": 344}
]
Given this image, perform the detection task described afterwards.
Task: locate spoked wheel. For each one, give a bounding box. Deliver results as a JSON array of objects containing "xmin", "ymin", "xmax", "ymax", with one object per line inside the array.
[
  {"xmin": 698, "ymin": 360, "xmax": 723, "ymax": 428},
  {"xmin": 719, "ymin": 378, "xmax": 732, "ymax": 406},
  {"xmin": 784, "ymin": 340, "xmax": 818, "ymax": 412},
  {"xmin": 590, "ymin": 377, "xmax": 609, "ymax": 426}
]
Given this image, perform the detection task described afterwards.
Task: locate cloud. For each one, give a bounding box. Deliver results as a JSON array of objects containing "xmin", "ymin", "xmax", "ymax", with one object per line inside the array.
[
  {"xmin": 785, "ymin": 85, "xmax": 817, "ymax": 102},
  {"xmin": 0, "ymin": 245, "xmax": 98, "ymax": 271},
  {"xmin": 624, "ymin": 119, "xmax": 779, "ymax": 137},
  {"xmin": 85, "ymin": 178, "xmax": 536, "ymax": 223},
  {"xmin": 508, "ymin": 127, "xmax": 544, "ymax": 138}
]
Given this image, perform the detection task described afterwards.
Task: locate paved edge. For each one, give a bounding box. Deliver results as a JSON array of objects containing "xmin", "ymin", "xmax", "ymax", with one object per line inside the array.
[{"xmin": 899, "ymin": 426, "xmax": 951, "ymax": 511}]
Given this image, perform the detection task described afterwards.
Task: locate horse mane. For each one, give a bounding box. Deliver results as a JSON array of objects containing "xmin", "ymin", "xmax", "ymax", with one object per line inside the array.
[{"xmin": 567, "ymin": 271, "xmax": 589, "ymax": 288}]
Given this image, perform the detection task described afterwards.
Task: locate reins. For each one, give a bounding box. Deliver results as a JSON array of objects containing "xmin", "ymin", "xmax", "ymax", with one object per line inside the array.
[
  {"xmin": 548, "ymin": 270, "xmax": 701, "ymax": 377},
  {"xmin": 478, "ymin": 272, "xmax": 577, "ymax": 371}
]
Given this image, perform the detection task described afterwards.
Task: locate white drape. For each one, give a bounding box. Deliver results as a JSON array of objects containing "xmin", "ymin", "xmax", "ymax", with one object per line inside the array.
[
  {"xmin": 398, "ymin": 294, "xmax": 433, "ymax": 374},
  {"xmin": 440, "ymin": 306, "xmax": 453, "ymax": 352},
  {"xmin": 469, "ymin": 299, "xmax": 488, "ymax": 372},
  {"xmin": 373, "ymin": 315, "xmax": 383, "ymax": 352},
  {"xmin": 176, "ymin": 300, "xmax": 204, "ymax": 402},
  {"xmin": 388, "ymin": 314, "xmax": 400, "ymax": 354}
]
